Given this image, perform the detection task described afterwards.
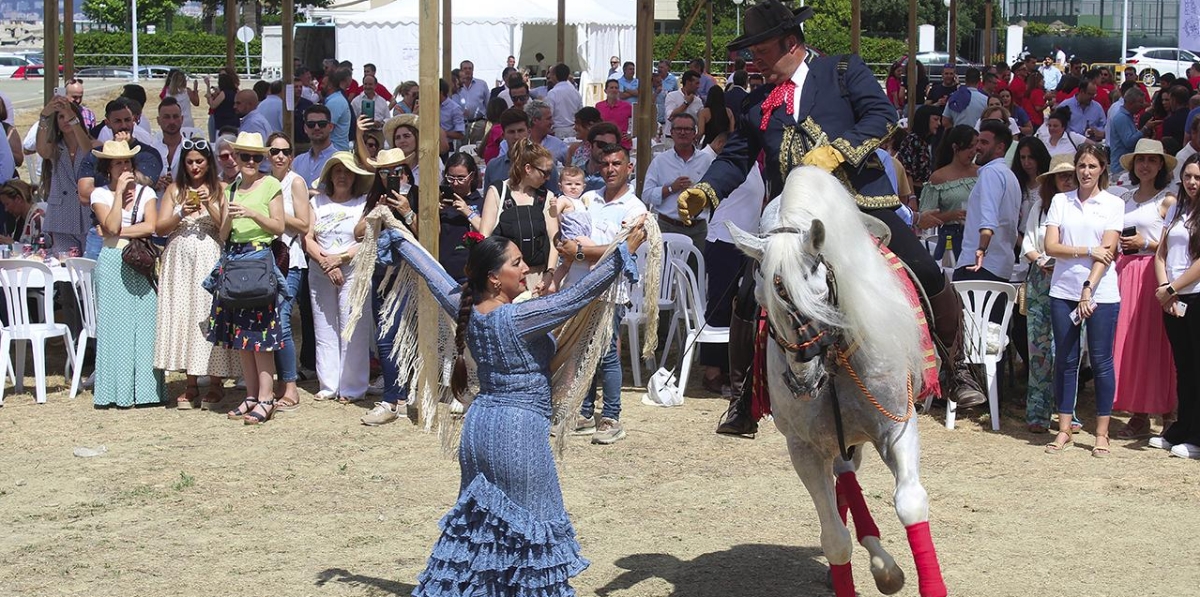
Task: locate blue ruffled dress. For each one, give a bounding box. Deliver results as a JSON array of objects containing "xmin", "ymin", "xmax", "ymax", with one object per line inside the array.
[{"xmin": 378, "ymin": 230, "xmax": 637, "ymax": 597}]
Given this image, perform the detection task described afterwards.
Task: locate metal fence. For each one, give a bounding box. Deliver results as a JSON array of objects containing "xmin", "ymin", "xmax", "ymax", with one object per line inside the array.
[{"xmin": 71, "ymin": 54, "xmax": 264, "ymax": 77}]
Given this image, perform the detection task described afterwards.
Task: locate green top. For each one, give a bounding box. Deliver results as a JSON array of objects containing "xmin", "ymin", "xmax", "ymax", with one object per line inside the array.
[
  {"xmin": 228, "ymin": 176, "xmax": 282, "ymax": 244},
  {"xmin": 918, "ymin": 176, "xmax": 977, "ymax": 214}
]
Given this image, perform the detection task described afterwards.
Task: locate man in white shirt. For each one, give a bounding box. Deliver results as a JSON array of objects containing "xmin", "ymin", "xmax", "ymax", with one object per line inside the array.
[
  {"xmin": 558, "ymin": 143, "xmax": 646, "ymax": 445},
  {"xmin": 153, "ymin": 97, "xmax": 186, "ymax": 192},
  {"xmin": 350, "ymin": 75, "xmax": 390, "ymax": 125},
  {"xmin": 1175, "ymin": 116, "xmax": 1200, "ymax": 182},
  {"xmin": 454, "ymin": 59, "xmax": 492, "ymax": 144},
  {"xmin": 956, "ymin": 119, "xmax": 1021, "ymax": 284},
  {"xmin": 663, "ymin": 71, "xmax": 704, "ymax": 135},
  {"xmin": 642, "ymin": 113, "xmax": 714, "ymax": 250},
  {"xmin": 545, "ymin": 63, "xmax": 582, "ymax": 139}
]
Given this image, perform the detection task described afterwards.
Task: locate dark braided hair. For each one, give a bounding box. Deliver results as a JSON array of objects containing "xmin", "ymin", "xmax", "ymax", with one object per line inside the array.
[{"xmin": 451, "ymin": 235, "xmax": 515, "ymax": 397}]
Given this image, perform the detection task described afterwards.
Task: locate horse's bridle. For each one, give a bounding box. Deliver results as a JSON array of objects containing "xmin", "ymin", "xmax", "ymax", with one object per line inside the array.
[{"xmin": 762, "ymin": 227, "xmax": 840, "ymax": 363}]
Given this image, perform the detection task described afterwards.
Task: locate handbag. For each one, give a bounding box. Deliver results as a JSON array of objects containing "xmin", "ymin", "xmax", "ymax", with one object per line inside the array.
[
  {"xmin": 217, "ymin": 249, "xmax": 279, "ymax": 309},
  {"xmin": 121, "ymin": 187, "xmax": 161, "ymax": 289},
  {"xmin": 217, "ymin": 181, "xmax": 279, "ymax": 309}
]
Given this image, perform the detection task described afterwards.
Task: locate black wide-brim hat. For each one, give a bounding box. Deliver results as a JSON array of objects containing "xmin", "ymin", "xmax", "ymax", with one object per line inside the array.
[{"xmin": 727, "ymin": 1, "xmax": 814, "ymax": 51}]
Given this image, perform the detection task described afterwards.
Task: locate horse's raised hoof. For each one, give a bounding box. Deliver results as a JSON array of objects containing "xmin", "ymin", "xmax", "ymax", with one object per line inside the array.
[{"xmin": 870, "ymin": 556, "xmax": 906, "ymax": 595}]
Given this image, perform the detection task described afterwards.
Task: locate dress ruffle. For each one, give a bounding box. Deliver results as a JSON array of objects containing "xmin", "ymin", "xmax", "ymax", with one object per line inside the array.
[{"xmin": 413, "ymin": 475, "xmax": 589, "ymax": 597}]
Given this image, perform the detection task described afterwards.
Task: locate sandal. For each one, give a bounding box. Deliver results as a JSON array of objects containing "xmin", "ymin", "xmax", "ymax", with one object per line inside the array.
[
  {"xmin": 201, "ymin": 388, "xmax": 225, "ymax": 410},
  {"xmin": 1045, "ymin": 430, "xmax": 1074, "ymax": 455},
  {"xmin": 176, "ymin": 385, "xmax": 201, "ymax": 410},
  {"xmin": 276, "ymin": 394, "xmax": 301, "ymax": 413},
  {"xmin": 244, "ymin": 399, "xmax": 276, "ymax": 425},
  {"xmin": 226, "ymin": 397, "xmax": 259, "ymax": 420},
  {"xmin": 1092, "ymin": 435, "xmax": 1111, "ymax": 458},
  {"xmin": 336, "ymin": 395, "xmax": 365, "ymax": 404},
  {"xmin": 1116, "ymin": 415, "xmax": 1151, "ymax": 440}
]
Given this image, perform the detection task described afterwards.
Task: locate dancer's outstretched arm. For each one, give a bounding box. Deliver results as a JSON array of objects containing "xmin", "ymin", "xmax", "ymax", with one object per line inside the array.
[
  {"xmin": 513, "ymin": 243, "xmax": 637, "ymax": 338},
  {"xmin": 377, "ymin": 228, "xmax": 462, "ymax": 317}
]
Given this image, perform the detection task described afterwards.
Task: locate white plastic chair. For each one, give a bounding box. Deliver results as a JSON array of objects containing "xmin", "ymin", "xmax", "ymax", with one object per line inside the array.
[
  {"xmin": 0, "ymin": 260, "xmax": 75, "ymax": 405},
  {"xmin": 620, "ymin": 244, "xmax": 653, "ymax": 387},
  {"xmin": 65, "ymin": 258, "xmax": 98, "ymax": 399},
  {"xmin": 665, "ymin": 258, "xmax": 729, "ymax": 390},
  {"xmin": 931, "ymin": 280, "xmax": 1017, "ymax": 431},
  {"xmin": 659, "ymin": 232, "xmax": 707, "ymax": 348}
]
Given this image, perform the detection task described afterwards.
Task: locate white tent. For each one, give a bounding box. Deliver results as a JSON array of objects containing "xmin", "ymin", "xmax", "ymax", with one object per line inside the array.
[{"xmin": 335, "ymin": 0, "xmax": 636, "ymax": 98}]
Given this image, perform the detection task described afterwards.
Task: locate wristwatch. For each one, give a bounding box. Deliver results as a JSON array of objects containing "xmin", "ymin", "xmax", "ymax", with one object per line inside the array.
[
  {"xmin": 1167, "ymin": 284, "xmax": 1177, "ymax": 296},
  {"xmin": 574, "ymin": 242, "xmax": 585, "ymax": 262}
]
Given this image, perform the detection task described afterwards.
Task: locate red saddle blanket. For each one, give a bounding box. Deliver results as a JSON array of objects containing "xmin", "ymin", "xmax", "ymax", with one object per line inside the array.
[{"xmin": 751, "ymin": 246, "xmax": 941, "ymax": 419}]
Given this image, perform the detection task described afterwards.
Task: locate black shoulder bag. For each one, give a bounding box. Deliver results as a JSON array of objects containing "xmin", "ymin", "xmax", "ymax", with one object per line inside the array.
[{"xmin": 217, "ymin": 181, "xmax": 279, "ymax": 309}]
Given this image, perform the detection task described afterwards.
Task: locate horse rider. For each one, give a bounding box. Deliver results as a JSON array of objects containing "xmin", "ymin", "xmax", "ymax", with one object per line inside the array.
[{"xmin": 677, "ymin": 0, "xmax": 988, "ymax": 436}]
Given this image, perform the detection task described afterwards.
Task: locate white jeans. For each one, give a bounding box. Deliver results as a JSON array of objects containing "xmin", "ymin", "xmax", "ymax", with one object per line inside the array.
[{"xmin": 309, "ymin": 264, "xmax": 371, "ymax": 398}]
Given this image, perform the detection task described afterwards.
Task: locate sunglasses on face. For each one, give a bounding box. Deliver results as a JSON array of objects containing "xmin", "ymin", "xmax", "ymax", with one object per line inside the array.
[
  {"xmin": 528, "ymin": 164, "xmax": 551, "ymax": 178},
  {"xmin": 181, "ymin": 138, "xmax": 210, "ymax": 151},
  {"xmin": 238, "ymin": 152, "xmax": 265, "ymax": 163},
  {"xmin": 511, "ymin": 94, "xmax": 529, "ymax": 103},
  {"xmin": 218, "ymin": 152, "xmax": 236, "ymax": 161},
  {"xmin": 268, "ymin": 147, "xmax": 293, "ymax": 157},
  {"xmin": 305, "ymin": 119, "xmax": 330, "ymax": 129},
  {"xmin": 445, "ymin": 174, "xmax": 470, "ymax": 183}
]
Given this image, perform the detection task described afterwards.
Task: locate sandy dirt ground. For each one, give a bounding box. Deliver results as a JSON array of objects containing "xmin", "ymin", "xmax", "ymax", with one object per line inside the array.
[
  {"xmin": 6, "ymin": 84, "xmax": 1199, "ymax": 597},
  {"xmin": 1, "ymin": 358, "xmax": 1198, "ymax": 597}
]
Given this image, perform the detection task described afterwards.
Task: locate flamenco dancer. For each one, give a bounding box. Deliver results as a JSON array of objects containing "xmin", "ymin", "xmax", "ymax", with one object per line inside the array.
[
  {"xmin": 372, "ymin": 216, "xmax": 648, "ymax": 596},
  {"xmin": 678, "ymin": 0, "xmax": 987, "ymax": 436}
]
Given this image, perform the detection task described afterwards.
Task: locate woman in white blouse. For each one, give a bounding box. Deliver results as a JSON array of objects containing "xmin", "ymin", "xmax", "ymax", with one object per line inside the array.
[
  {"xmin": 89, "ymin": 140, "xmax": 164, "ymax": 408},
  {"xmin": 306, "ymin": 152, "xmax": 372, "ymax": 403},
  {"xmin": 1021, "ymin": 154, "xmax": 1076, "ymax": 434},
  {"xmin": 1042, "ymin": 145, "xmax": 1124, "ymax": 457},
  {"xmin": 1036, "ymin": 107, "xmax": 1089, "ymax": 157},
  {"xmin": 1152, "ymin": 153, "xmax": 1200, "ymax": 459},
  {"xmin": 1112, "ymin": 140, "xmax": 1178, "ymax": 439}
]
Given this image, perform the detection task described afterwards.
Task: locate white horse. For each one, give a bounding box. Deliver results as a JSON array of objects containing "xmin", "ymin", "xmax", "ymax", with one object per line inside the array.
[{"xmin": 727, "ymin": 166, "xmax": 948, "ymax": 597}]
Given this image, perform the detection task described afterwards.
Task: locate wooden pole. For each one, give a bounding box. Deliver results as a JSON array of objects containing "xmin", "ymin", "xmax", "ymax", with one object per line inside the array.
[
  {"xmin": 705, "ymin": 0, "xmax": 713, "ymax": 72},
  {"xmin": 282, "ymin": 0, "xmax": 294, "ymax": 141},
  {"xmin": 225, "ymin": 0, "xmax": 237, "ymax": 72},
  {"xmin": 442, "ymin": 0, "xmax": 453, "ymax": 87},
  {"xmin": 668, "ymin": 1, "xmax": 708, "ymax": 64},
  {"xmin": 63, "ymin": 0, "xmax": 74, "ymax": 80},
  {"xmin": 419, "ymin": 0, "xmax": 441, "ymax": 258},
  {"xmin": 907, "ymin": 0, "xmax": 918, "ymax": 121},
  {"xmin": 948, "ymin": 0, "xmax": 957, "ymax": 65},
  {"xmin": 635, "ymin": 0, "xmax": 654, "ymax": 196},
  {"xmin": 44, "ymin": 0, "xmax": 58, "ymax": 104},
  {"xmin": 851, "ymin": 0, "xmax": 861, "ymax": 55},
  {"xmin": 984, "ymin": 0, "xmax": 993, "ymax": 65},
  {"xmin": 556, "ymin": 0, "xmax": 566, "ymax": 64}
]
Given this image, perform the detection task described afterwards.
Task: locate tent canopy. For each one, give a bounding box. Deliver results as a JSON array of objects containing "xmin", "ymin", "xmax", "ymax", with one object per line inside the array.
[{"xmin": 335, "ymin": 0, "xmax": 635, "ymax": 99}]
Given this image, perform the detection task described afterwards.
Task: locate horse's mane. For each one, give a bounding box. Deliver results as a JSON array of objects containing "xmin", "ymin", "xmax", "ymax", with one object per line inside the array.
[{"xmin": 759, "ymin": 167, "xmax": 924, "ymax": 377}]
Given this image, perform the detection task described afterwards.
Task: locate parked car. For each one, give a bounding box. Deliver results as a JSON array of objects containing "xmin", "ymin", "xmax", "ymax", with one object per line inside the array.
[
  {"xmin": 911, "ymin": 52, "xmax": 984, "ymax": 76},
  {"xmin": 1124, "ymin": 47, "xmax": 1200, "ymax": 86},
  {"xmin": 0, "ymin": 53, "xmax": 39, "ymax": 77},
  {"xmin": 73, "ymin": 65, "xmax": 180, "ymax": 80}
]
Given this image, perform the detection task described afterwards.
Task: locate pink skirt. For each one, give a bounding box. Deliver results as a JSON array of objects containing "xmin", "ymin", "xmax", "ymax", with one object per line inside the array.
[{"xmin": 1112, "ymin": 253, "xmax": 1177, "ymax": 414}]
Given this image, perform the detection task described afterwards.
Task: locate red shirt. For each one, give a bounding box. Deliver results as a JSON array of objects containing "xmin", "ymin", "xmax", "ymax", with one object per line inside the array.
[
  {"xmin": 596, "ymin": 99, "xmax": 633, "ymax": 136},
  {"xmin": 1023, "ymin": 88, "xmax": 1046, "ymax": 127}
]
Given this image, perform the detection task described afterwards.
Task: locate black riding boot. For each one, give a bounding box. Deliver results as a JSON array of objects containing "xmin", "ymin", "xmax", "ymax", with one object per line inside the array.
[
  {"xmin": 717, "ymin": 262, "xmax": 760, "ymax": 436},
  {"xmin": 928, "ymin": 282, "xmax": 987, "ymax": 409}
]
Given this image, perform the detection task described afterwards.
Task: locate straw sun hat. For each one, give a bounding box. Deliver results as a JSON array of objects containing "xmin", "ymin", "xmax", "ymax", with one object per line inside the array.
[
  {"xmin": 1119, "ymin": 138, "xmax": 1177, "ymax": 174},
  {"xmin": 383, "ymin": 114, "xmax": 419, "ymax": 147},
  {"xmin": 228, "ymin": 131, "xmax": 268, "ymax": 154},
  {"xmin": 1036, "ymin": 154, "xmax": 1076, "ymax": 182},
  {"xmin": 366, "ymin": 148, "xmax": 408, "ymax": 169},
  {"xmin": 91, "ymin": 140, "xmax": 141, "ymax": 159},
  {"xmin": 315, "ymin": 151, "xmax": 373, "ymax": 196}
]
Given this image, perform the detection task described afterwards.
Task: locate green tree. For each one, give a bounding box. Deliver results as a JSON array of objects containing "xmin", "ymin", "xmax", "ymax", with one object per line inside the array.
[{"xmin": 82, "ymin": 0, "xmax": 185, "ymax": 30}]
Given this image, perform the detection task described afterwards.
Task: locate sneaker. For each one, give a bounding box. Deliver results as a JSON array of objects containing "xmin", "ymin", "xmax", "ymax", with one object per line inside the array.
[
  {"xmin": 592, "ymin": 417, "xmax": 626, "ymax": 445},
  {"xmin": 298, "ymin": 367, "xmax": 318, "ymax": 381},
  {"xmin": 572, "ymin": 415, "xmax": 598, "ymax": 435},
  {"xmin": 1149, "ymin": 436, "xmax": 1175, "ymax": 451},
  {"xmin": 361, "ymin": 402, "xmax": 400, "ymax": 426},
  {"xmin": 367, "ymin": 376, "xmax": 385, "ymax": 396},
  {"xmin": 314, "ymin": 390, "xmax": 337, "ymax": 401},
  {"xmin": 1169, "ymin": 443, "xmax": 1200, "ymax": 459},
  {"xmin": 82, "ymin": 372, "xmax": 95, "ymax": 389}
]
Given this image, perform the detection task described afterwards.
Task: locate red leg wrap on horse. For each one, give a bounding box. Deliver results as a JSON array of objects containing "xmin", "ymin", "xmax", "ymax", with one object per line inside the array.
[
  {"xmin": 835, "ymin": 476, "xmax": 849, "ymax": 525},
  {"xmin": 905, "ymin": 521, "xmax": 948, "ymax": 597},
  {"xmin": 830, "ymin": 562, "xmax": 856, "ymax": 597},
  {"xmin": 837, "ymin": 471, "xmax": 880, "ymax": 542}
]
